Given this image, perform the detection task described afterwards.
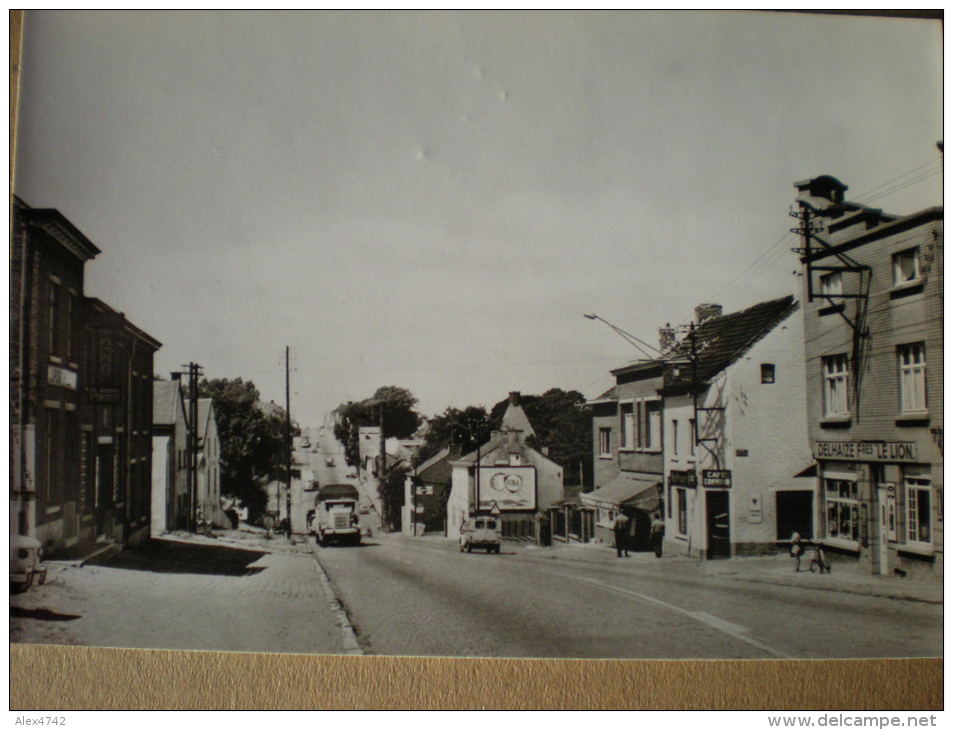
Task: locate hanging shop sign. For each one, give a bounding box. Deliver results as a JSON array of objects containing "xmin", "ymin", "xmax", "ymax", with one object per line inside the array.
[
  {"xmin": 814, "ymin": 441, "xmax": 918, "ymax": 463},
  {"xmin": 702, "ymin": 469, "xmax": 732, "ymax": 488},
  {"xmin": 668, "ymin": 469, "xmax": 697, "ymax": 488}
]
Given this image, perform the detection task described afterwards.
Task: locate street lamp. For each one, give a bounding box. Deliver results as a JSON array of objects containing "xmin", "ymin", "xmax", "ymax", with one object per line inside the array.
[{"xmin": 583, "ymin": 312, "xmax": 663, "ymax": 361}]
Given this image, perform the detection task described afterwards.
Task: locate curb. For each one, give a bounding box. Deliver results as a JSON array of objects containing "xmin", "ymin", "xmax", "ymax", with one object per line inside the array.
[
  {"xmin": 711, "ymin": 572, "xmax": 943, "ymax": 605},
  {"xmin": 308, "ymin": 539, "xmax": 363, "ymax": 655}
]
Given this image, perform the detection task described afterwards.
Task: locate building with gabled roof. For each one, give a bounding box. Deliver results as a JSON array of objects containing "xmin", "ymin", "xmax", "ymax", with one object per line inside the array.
[
  {"xmin": 402, "ymin": 445, "xmax": 457, "ymax": 536},
  {"xmin": 660, "ymin": 295, "xmax": 813, "ymax": 559},
  {"xmin": 151, "ymin": 378, "xmax": 223, "ymax": 535},
  {"xmin": 445, "ymin": 392, "xmax": 564, "ymax": 542}
]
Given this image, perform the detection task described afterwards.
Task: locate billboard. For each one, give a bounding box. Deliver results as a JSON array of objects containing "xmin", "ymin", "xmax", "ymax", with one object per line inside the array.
[{"xmin": 477, "ymin": 466, "xmax": 536, "ymax": 511}]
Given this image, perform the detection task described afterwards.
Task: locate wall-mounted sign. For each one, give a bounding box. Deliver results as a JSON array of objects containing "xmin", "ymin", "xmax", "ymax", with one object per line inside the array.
[
  {"xmin": 668, "ymin": 470, "xmax": 697, "ymax": 488},
  {"xmin": 814, "ymin": 441, "xmax": 918, "ymax": 463},
  {"xmin": 477, "ymin": 466, "xmax": 536, "ymax": 511},
  {"xmin": 748, "ymin": 495, "xmax": 763, "ymax": 523},
  {"xmin": 702, "ymin": 469, "xmax": 732, "ymax": 488},
  {"xmin": 88, "ymin": 387, "xmax": 120, "ymax": 403},
  {"xmin": 47, "ymin": 365, "xmax": 78, "ymax": 390},
  {"xmin": 736, "ymin": 449, "xmax": 749, "ymax": 457}
]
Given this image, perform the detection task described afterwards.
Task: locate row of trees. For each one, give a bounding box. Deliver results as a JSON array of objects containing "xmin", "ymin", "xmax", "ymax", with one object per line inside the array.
[{"xmin": 331, "ymin": 386, "xmax": 594, "ymax": 531}]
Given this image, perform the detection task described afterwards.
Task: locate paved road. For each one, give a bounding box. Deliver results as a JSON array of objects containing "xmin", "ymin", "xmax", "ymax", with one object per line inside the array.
[
  {"xmin": 308, "ymin": 425, "xmax": 382, "ymax": 530},
  {"xmin": 313, "ymin": 532, "xmax": 943, "ymax": 659}
]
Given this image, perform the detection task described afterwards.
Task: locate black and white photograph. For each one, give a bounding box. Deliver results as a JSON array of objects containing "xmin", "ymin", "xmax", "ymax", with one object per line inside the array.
[{"xmin": 10, "ymin": 9, "xmax": 942, "ymax": 681}]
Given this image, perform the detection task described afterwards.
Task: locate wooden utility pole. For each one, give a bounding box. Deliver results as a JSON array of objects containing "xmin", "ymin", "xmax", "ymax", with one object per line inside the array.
[
  {"xmin": 285, "ymin": 346, "xmax": 292, "ymax": 538},
  {"xmin": 182, "ymin": 361, "xmax": 203, "ymax": 532}
]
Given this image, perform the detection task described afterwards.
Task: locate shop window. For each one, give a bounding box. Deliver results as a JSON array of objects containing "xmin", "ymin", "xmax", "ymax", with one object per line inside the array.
[
  {"xmin": 822, "ymin": 354, "xmax": 850, "ymax": 416},
  {"xmin": 676, "ymin": 488, "xmax": 687, "ymax": 536},
  {"xmin": 824, "ymin": 477, "xmax": 860, "ymax": 542},
  {"xmin": 905, "ymin": 477, "xmax": 932, "ymax": 546},
  {"xmin": 892, "ymin": 247, "xmax": 921, "ymax": 286},
  {"xmin": 619, "ymin": 403, "xmax": 633, "ymax": 450},
  {"xmin": 598, "ymin": 427, "xmax": 611, "ymax": 457},
  {"xmin": 761, "ymin": 363, "xmax": 776, "ymax": 384},
  {"xmin": 897, "ymin": 343, "xmax": 927, "ymax": 412}
]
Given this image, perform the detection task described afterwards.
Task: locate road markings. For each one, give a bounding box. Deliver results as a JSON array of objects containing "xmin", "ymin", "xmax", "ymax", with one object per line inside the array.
[
  {"xmin": 309, "ymin": 540, "xmax": 363, "ymax": 655},
  {"xmin": 539, "ymin": 568, "xmax": 791, "ymax": 659}
]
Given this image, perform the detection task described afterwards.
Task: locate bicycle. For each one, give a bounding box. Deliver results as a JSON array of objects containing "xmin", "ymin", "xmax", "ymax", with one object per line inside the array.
[{"xmin": 809, "ymin": 543, "xmax": 832, "ymax": 573}]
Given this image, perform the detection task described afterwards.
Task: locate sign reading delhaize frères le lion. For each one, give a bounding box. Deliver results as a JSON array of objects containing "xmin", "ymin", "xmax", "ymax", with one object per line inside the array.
[{"xmin": 814, "ymin": 441, "xmax": 918, "ymax": 463}]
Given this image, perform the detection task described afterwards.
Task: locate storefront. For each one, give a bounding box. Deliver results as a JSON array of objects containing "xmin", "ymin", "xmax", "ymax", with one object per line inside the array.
[
  {"xmin": 814, "ymin": 440, "xmax": 941, "ymax": 578},
  {"xmin": 582, "ymin": 471, "xmax": 661, "ymax": 550}
]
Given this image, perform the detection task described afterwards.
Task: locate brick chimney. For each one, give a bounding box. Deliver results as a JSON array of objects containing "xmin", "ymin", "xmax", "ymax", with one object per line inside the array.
[
  {"xmin": 508, "ymin": 391, "xmax": 520, "ymax": 406},
  {"xmin": 695, "ymin": 304, "xmax": 723, "ymax": 325},
  {"xmin": 658, "ymin": 323, "xmax": 676, "ymax": 352}
]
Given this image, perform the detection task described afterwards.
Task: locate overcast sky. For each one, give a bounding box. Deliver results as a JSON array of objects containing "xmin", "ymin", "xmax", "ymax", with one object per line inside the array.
[{"xmin": 14, "ymin": 10, "xmax": 942, "ymax": 426}]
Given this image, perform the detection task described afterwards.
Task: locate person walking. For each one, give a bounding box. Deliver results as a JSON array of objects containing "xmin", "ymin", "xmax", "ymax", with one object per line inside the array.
[
  {"xmin": 790, "ymin": 531, "xmax": 804, "ymax": 572},
  {"xmin": 613, "ymin": 512, "xmax": 630, "ymax": 557},
  {"xmin": 650, "ymin": 512, "xmax": 665, "ymax": 558}
]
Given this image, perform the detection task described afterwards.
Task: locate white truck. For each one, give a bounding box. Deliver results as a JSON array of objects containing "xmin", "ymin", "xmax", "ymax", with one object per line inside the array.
[{"xmin": 313, "ymin": 483, "xmax": 361, "ymax": 547}]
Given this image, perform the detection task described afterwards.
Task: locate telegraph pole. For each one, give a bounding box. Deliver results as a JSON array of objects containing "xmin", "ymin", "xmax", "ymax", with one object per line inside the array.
[
  {"xmin": 285, "ymin": 346, "xmax": 292, "ymax": 539},
  {"xmin": 180, "ymin": 361, "xmax": 204, "ymax": 532}
]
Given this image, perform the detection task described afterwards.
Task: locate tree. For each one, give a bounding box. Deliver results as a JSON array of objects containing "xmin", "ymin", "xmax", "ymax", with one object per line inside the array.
[
  {"xmin": 414, "ymin": 405, "xmax": 493, "ymax": 467},
  {"xmin": 199, "ymin": 378, "xmax": 296, "ymax": 521},
  {"xmin": 332, "ymin": 386, "xmax": 421, "ymax": 467},
  {"xmin": 378, "ymin": 464, "xmax": 408, "ymax": 532},
  {"xmin": 489, "ymin": 388, "xmax": 592, "ymax": 488}
]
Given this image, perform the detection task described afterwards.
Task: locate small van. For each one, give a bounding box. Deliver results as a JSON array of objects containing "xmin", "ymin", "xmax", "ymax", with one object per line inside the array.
[{"xmin": 459, "ymin": 517, "xmax": 501, "ymax": 554}]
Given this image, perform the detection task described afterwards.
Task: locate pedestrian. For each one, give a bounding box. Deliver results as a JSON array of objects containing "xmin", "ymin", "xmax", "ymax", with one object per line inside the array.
[
  {"xmin": 650, "ymin": 512, "xmax": 665, "ymax": 558},
  {"xmin": 790, "ymin": 531, "xmax": 804, "ymax": 572},
  {"xmin": 612, "ymin": 512, "xmax": 630, "ymax": 557}
]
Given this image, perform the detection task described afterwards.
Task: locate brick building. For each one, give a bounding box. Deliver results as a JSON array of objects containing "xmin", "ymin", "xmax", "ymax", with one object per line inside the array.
[
  {"xmin": 794, "ymin": 175, "xmax": 943, "ymax": 579},
  {"xmin": 585, "ymin": 360, "xmax": 665, "ymax": 548},
  {"xmin": 11, "ymin": 198, "xmax": 160, "ymax": 552}
]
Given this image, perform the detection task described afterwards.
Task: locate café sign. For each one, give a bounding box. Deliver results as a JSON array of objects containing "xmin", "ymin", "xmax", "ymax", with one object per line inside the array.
[
  {"xmin": 702, "ymin": 469, "xmax": 732, "ymax": 488},
  {"xmin": 814, "ymin": 441, "xmax": 918, "ymax": 463}
]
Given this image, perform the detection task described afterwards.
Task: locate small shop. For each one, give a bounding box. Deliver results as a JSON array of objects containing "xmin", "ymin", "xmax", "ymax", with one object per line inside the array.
[
  {"xmin": 581, "ymin": 471, "xmax": 662, "ymax": 550},
  {"xmin": 814, "ymin": 440, "xmax": 942, "ymax": 578}
]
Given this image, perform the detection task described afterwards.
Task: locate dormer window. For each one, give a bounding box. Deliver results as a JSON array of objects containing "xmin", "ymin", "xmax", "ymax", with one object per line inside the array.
[{"xmin": 893, "ymin": 247, "xmax": 921, "ymax": 285}]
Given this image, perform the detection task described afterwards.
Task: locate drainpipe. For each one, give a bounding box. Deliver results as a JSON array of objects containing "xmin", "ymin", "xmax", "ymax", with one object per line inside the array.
[{"xmin": 16, "ymin": 218, "xmax": 31, "ymax": 536}]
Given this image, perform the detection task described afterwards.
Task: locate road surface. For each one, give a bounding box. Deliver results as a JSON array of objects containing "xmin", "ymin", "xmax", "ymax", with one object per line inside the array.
[{"xmin": 313, "ymin": 532, "xmax": 943, "ymax": 659}]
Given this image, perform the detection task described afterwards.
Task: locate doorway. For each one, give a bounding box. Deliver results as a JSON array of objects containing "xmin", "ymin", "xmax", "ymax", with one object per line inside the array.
[
  {"xmin": 776, "ymin": 490, "xmax": 814, "ymax": 541},
  {"xmin": 95, "ymin": 444, "xmax": 114, "ymax": 538},
  {"xmin": 706, "ymin": 490, "xmax": 731, "ymax": 558}
]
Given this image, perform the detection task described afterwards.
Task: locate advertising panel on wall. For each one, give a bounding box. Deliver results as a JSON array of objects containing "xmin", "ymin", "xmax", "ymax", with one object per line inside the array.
[{"xmin": 477, "ymin": 466, "xmax": 537, "ymax": 511}]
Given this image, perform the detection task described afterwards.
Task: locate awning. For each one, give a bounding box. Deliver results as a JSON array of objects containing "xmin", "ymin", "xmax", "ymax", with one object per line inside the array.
[{"xmin": 581, "ymin": 473, "xmax": 661, "ymax": 512}]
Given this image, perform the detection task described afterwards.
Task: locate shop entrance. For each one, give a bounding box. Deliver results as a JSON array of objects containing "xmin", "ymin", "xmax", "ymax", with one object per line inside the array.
[
  {"xmin": 776, "ymin": 490, "xmax": 814, "ymax": 540},
  {"xmin": 706, "ymin": 490, "xmax": 731, "ymax": 558}
]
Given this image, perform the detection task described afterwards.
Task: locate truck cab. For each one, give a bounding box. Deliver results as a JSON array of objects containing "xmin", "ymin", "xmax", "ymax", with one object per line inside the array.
[{"xmin": 313, "ymin": 483, "xmax": 361, "ymax": 547}]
